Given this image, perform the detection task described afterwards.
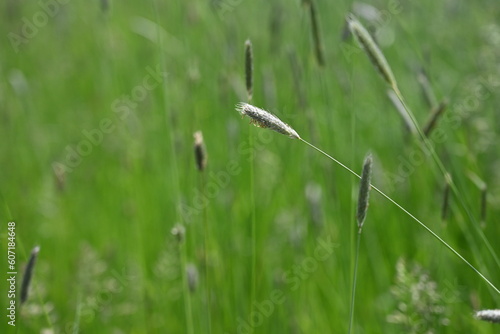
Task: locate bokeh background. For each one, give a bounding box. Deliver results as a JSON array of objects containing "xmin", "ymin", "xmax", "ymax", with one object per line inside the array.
[{"xmin": 1, "ymin": 0, "xmax": 500, "ymax": 333}]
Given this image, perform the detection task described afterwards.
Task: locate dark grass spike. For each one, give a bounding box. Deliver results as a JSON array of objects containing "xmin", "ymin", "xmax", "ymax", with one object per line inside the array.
[
  {"xmin": 306, "ymin": 0, "xmax": 325, "ymax": 66},
  {"xmin": 245, "ymin": 40, "xmax": 253, "ymax": 101},
  {"xmin": 347, "ymin": 13, "xmax": 397, "ymax": 89},
  {"xmin": 417, "ymin": 68, "xmax": 438, "ymax": 108},
  {"xmin": 357, "ymin": 154, "xmax": 373, "ymax": 232},
  {"xmin": 423, "ymin": 100, "xmax": 448, "ymax": 137},
  {"xmin": 193, "ymin": 131, "xmax": 207, "ymax": 172},
  {"xmin": 20, "ymin": 246, "xmax": 40, "ymax": 304}
]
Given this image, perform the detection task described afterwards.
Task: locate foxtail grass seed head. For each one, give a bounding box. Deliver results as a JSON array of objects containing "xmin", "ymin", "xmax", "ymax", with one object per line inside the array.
[
  {"xmin": 423, "ymin": 100, "xmax": 448, "ymax": 137},
  {"xmin": 245, "ymin": 39, "xmax": 253, "ymax": 101},
  {"xmin": 347, "ymin": 14, "xmax": 397, "ymax": 89},
  {"xmin": 20, "ymin": 246, "xmax": 40, "ymax": 304},
  {"xmin": 171, "ymin": 223, "xmax": 186, "ymax": 243},
  {"xmin": 475, "ymin": 309, "xmax": 500, "ymax": 323},
  {"xmin": 193, "ymin": 131, "xmax": 207, "ymax": 171},
  {"xmin": 236, "ymin": 102, "xmax": 300, "ymax": 139},
  {"xmin": 306, "ymin": 0, "xmax": 325, "ymax": 66},
  {"xmin": 186, "ymin": 263, "xmax": 199, "ymax": 293},
  {"xmin": 356, "ymin": 154, "xmax": 373, "ymax": 232}
]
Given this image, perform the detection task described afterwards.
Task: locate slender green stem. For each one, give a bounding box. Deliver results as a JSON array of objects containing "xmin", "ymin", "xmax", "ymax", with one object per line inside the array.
[
  {"xmin": 348, "ymin": 231, "xmax": 362, "ymax": 334},
  {"xmin": 72, "ymin": 291, "xmax": 82, "ymax": 334},
  {"xmin": 151, "ymin": 1, "xmax": 193, "ymax": 331},
  {"xmin": 180, "ymin": 240, "xmax": 194, "ymax": 334},
  {"xmin": 391, "ymin": 86, "xmax": 500, "ymax": 270},
  {"xmin": 299, "ymin": 137, "xmax": 500, "ymax": 294},
  {"xmin": 201, "ymin": 172, "xmax": 212, "ymax": 334},
  {"xmin": 249, "ymin": 127, "xmax": 257, "ymax": 316}
]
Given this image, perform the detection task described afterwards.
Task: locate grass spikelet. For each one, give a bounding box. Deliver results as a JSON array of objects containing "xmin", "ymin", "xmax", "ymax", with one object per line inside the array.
[
  {"xmin": 245, "ymin": 39, "xmax": 253, "ymax": 101},
  {"xmin": 237, "ymin": 102, "xmax": 500, "ymax": 296},
  {"xmin": 423, "ymin": 100, "xmax": 448, "ymax": 137},
  {"xmin": 193, "ymin": 131, "xmax": 207, "ymax": 171},
  {"xmin": 356, "ymin": 153, "xmax": 373, "ymax": 232},
  {"xmin": 186, "ymin": 263, "xmax": 199, "ymax": 293},
  {"xmin": 349, "ymin": 153, "xmax": 373, "ymax": 333},
  {"xmin": 20, "ymin": 246, "xmax": 40, "ymax": 304},
  {"xmin": 305, "ymin": 0, "xmax": 325, "ymax": 66},
  {"xmin": 475, "ymin": 309, "xmax": 500, "ymax": 323},
  {"xmin": 171, "ymin": 223, "xmax": 186, "ymax": 243},
  {"xmin": 347, "ymin": 13, "xmax": 397, "ymax": 89},
  {"xmin": 236, "ymin": 102, "xmax": 300, "ymax": 139}
]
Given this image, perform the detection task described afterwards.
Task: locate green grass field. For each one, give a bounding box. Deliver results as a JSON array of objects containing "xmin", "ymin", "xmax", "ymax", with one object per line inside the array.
[{"xmin": 2, "ymin": 0, "xmax": 500, "ymax": 333}]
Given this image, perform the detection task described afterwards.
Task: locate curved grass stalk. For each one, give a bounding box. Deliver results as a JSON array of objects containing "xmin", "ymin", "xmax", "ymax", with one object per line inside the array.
[
  {"xmin": 348, "ymin": 233, "xmax": 362, "ymax": 334},
  {"xmin": 299, "ymin": 138, "xmax": 500, "ymax": 295},
  {"xmin": 346, "ymin": 13, "xmax": 500, "ymax": 273},
  {"xmin": 236, "ymin": 102, "xmax": 500, "ymax": 294},
  {"xmin": 391, "ymin": 86, "xmax": 500, "ymax": 271}
]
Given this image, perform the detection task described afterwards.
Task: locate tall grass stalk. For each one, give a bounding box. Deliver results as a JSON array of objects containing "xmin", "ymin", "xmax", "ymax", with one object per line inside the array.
[
  {"xmin": 194, "ymin": 131, "xmax": 212, "ymax": 333},
  {"xmin": 299, "ymin": 138, "xmax": 500, "ymax": 295},
  {"xmin": 180, "ymin": 237, "xmax": 194, "ymax": 334},
  {"xmin": 236, "ymin": 102, "xmax": 500, "ymax": 294},
  {"xmin": 348, "ymin": 13, "xmax": 500, "ymax": 273},
  {"xmin": 305, "ymin": 0, "xmax": 325, "ymax": 66},
  {"xmin": 151, "ymin": 1, "xmax": 192, "ymax": 331},
  {"xmin": 2, "ymin": 194, "xmax": 54, "ymax": 331},
  {"xmin": 417, "ymin": 68, "xmax": 438, "ymax": 108},
  {"xmin": 349, "ymin": 154, "xmax": 372, "ymax": 333},
  {"xmin": 348, "ymin": 232, "xmax": 361, "ymax": 334},
  {"xmin": 390, "ymin": 87, "xmax": 500, "ymax": 271},
  {"xmin": 201, "ymin": 170, "xmax": 212, "ymax": 333},
  {"xmin": 244, "ymin": 39, "xmax": 257, "ymax": 317}
]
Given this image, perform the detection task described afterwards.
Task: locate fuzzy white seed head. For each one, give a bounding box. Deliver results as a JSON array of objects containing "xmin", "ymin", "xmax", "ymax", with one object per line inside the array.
[
  {"xmin": 346, "ymin": 13, "xmax": 397, "ymax": 89},
  {"xmin": 236, "ymin": 102, "xmax": 301, "ymax": 139},
  {"xmin": 475, "ymin": 309, "xmax": 500, "ymax": 323}
]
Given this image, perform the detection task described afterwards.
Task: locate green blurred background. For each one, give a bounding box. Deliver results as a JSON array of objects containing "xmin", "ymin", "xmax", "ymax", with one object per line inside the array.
[{"xmin": 1, "ymin": 0, "xmax": 500, "ymax": 333}]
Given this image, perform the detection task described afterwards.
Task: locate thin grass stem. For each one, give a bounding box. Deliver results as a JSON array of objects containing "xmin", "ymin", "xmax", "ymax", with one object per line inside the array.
[
  {"xmin": 348, "ymin": 231, "xmax": 362, "ymax": 334},
  {"xmin": 299, "ymin": 137, "xmax": 500, "ymax": 295},
  {"xmin": 200, "ymin": 172, "xmax": 212, "ymax": 334},
  {"xmin": 391, "ymin": 87, "xmax": 500, "ymax": 271}
]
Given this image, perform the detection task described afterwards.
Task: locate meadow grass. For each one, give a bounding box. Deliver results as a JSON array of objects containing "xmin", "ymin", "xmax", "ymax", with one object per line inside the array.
[{"xmin": 1, "ymin": 1, "xmax": 500, "ymax": 333}]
